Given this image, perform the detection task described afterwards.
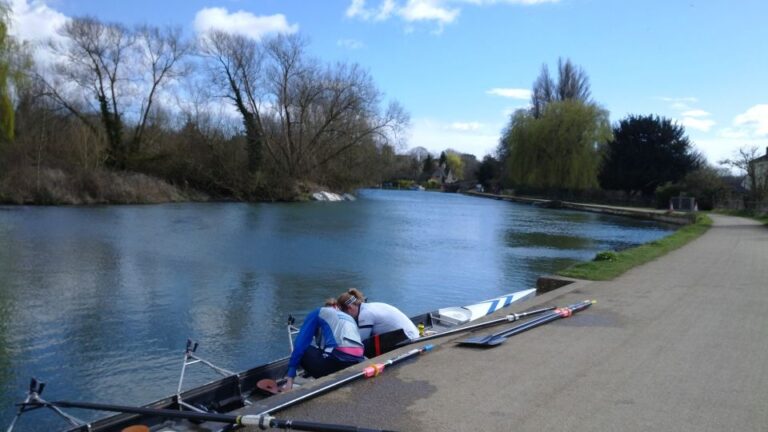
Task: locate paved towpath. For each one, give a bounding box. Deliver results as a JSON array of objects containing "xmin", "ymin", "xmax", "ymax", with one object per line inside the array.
[{"xmin": 258, "ymin": 214, "xmax": 768, "ymax": 431}]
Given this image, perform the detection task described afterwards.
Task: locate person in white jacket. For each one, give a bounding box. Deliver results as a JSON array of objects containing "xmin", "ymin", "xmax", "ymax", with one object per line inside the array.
[{"xmin": 337, "ymin": 288, "xmax": 420, "ymax": 341}]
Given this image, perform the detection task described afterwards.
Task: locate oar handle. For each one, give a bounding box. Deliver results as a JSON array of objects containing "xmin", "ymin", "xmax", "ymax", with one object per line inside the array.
[
  {"xmin": 242, "ymin": 416, "xmax": 396, "ymax": 431},
  {"xmin": 25, "ymin": 401, "xmax": 393, "ymax": 432}
]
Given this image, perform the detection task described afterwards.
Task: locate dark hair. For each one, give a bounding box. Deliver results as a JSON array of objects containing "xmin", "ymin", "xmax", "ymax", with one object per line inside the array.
[{"xmin": 337, "ymin": 288, "xmax": 365, "ymax": 312}]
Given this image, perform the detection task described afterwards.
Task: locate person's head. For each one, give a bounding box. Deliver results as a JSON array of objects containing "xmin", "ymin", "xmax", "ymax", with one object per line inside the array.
[
  {"xmin": 337, "ymin": 288, "xmax": 365, "ymax": 318},
  {"xmin": 324, "ymin": 298, "xmax": 339, "ymax": 309}
]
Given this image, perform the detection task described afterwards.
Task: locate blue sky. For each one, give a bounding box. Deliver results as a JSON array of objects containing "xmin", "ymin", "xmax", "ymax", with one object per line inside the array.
[{"xmin": 8, "ymin": 0, "xmax": 768, "ymax": 166}]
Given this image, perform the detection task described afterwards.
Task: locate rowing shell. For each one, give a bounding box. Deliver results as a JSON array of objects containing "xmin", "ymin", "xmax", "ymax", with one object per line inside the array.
[{"xmin": 50, "ymin": 289, "xmax": 536, "ymax": 432}]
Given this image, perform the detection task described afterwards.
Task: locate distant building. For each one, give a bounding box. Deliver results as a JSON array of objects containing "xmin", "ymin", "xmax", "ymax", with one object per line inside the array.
[
  {"xmin": 430, "ymin": 164, "xmax": 457, "ymax": 186},
  {"xmin": 744, "ymin": 146, "xmax": 768, "ymax": 192}
]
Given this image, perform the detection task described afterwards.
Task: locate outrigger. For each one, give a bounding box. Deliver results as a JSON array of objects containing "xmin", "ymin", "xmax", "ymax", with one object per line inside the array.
[{"xmin": 9, "ymin": 289, "xmax": 538, "ymax": 432}]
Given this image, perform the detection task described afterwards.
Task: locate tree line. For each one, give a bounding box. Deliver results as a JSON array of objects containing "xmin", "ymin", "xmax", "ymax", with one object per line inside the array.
[
  {"xmin": 475, "ymin": 58, "xmax": 762, "ymax": 210},
  {"xmin": 0, "ymin": 9, "xmax": 409, "ymax": 203},
  {"xmin": 0, "ymin": 3, "xmax": 761, "ymax": 208}
]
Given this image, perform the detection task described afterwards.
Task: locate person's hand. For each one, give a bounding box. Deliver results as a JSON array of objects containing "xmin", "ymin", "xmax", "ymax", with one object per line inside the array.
[{"xmin": 282, "ymin": 377, "xmax": 294, "ymax": 391}]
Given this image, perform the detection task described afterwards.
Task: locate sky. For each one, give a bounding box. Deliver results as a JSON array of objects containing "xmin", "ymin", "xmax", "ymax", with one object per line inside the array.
[{"xmin": 6, "ymin": 0, "xmax": 768, "ymax": 167}]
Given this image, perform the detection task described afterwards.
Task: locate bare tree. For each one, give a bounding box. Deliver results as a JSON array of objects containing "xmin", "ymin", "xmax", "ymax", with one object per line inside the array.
[
  {"xmin": 719, "ymin": 146, "xmax": 768, "ymax": 197},
  {"xmin": 531, "ymin": 65, "xmax": 554, "ymax": 119},
  {"xmin": 199, "ymin": 30, "xmax": 267, "ymax": 174},
  {"xmin": 530, "ymin": 58, "xmax": 591, "ymax": 118},
  {"xmin": 132, "ymin": 25, "xmax": 190, "ymax": 154},
  {"xmin": 556, "ymin": 57, "xmax": 590, "ymax": 102},
  {"xmin": 200, "ymin": 32, "xmax": 408, "ymax": 183},
  {"xmin": 44, "ymin": 17, "xmax": 188, "ymax": 169},
  {"xmin": 47, "ymin": 17, "xmax": 133, "ymax": 168},
  {"xmin": 270, "ymin": 36, "xmax": 408, "ymax": 179}
]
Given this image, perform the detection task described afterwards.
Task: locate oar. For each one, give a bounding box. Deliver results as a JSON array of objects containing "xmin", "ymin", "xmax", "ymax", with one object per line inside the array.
[
  {"xmin": 458, "ymin": 300, "xmax": 595, "ymax": 347},
  {"xmin": 401, "ymin": 306, "xmax": 556, "ymax": 346},
  {"xmin": 255, "ymin": 345, "xmax": 433, "ymax": 416},
  {"xmin": 22, "ymin": 400, "xmax": 394, "ymax": 432}
]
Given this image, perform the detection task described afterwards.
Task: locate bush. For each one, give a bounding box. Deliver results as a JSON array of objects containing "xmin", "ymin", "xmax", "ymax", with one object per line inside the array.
[
  {"xmin": 654, "ymin": 167, "xmax": 729, "ymax": 211},
  {"xmin": 594, "ymin": 251, "xmax": 618, "ymax": 262}
]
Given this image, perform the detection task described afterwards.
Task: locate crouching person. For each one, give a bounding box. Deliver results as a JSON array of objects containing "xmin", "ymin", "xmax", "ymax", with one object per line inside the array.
[{"xmin": 282, "ymin": 299, "xmax": 365, "ymax": 391}]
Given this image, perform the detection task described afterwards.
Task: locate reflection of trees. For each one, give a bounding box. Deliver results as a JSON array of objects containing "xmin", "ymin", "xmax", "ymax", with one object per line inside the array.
[
  {"xmin": 0, "ymin": 227, "xmax": 17, "ymax": 410},
  {"xmin": 505, "ymin": 232, "xmax": 595, "ymax": 250}
]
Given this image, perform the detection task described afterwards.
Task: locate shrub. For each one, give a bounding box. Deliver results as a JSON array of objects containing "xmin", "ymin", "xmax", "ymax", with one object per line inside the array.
[{"xmin": 594, "ymin": 251, "xmax": 618, "ymax": 262}]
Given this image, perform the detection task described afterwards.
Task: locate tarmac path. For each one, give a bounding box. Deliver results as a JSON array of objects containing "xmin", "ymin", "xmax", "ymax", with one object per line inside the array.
[{"xmin": 266, "ymin": 214, "xmax": 768, "ymax": 431}]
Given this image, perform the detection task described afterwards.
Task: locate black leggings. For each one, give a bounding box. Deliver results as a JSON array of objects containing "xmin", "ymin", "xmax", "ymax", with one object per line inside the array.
[{"xmin": 300, "ymin": 346, "xmax": 364, "ymax": 378}]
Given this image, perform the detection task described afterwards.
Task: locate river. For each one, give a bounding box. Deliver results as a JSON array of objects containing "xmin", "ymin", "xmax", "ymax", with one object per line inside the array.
[{"xmin": 0, "ymin": 189, "xmax": 673, "ymax": 430}]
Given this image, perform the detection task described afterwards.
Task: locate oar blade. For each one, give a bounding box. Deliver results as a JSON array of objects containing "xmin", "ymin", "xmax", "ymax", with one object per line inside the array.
[{"xmin": 456, "ymin": 335, "xmax": 504, "ymax": 346}]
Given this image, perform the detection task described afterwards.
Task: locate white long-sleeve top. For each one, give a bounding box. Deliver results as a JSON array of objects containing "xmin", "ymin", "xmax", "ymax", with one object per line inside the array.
[{"xmin": 357, "ymin": 302, "xmax": 420, "ymax": 340}]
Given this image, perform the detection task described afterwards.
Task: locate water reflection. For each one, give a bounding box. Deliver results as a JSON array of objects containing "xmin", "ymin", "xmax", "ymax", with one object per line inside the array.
[{"xmin": 0, "ymin": 194, "xmax": 673, "ymax": 430}]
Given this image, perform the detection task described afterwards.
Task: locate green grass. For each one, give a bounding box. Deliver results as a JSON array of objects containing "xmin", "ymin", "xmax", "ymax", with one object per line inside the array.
[{"xmin": 557, "ymin": 213, "xmax": 713, "ymax": 281}]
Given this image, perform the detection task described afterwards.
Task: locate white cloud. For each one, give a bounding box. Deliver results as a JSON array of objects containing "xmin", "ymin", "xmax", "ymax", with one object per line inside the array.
[
  {"xmin": 407, "ymin": 118, "xmax": 500, "ymax": 157},
  {"xmin": 680, "ymin": 117, "xmax": 715, "ymax": 132},
  {"xmin": 194, "ymin": 8, "xmax": 298, "ymax": 39},
  {"xmin": 449, "ymin": 121, "xmax": 483, "ymax": 131},
  {"xmin": 658, "ymin": 96, "xmax": 698, "ymax": 103},
  {"xmin": 658, "ymin": 96, "xmax": 698, "ymax": 111},
  {"xmin": 689, "ymin": 105, "xmax": 768, "ymax": 167},
  {"xmin": 734, "ymin": 104, "xmax": 768, "ymax": 136},
  {"xmin": 399, "ymin": 0, "xmax": 460, "ymax": 24},
  {"xmin": 346, "ymin": 0, "xmax": 397, "ymax": 21},
  {"xmin": 7, "ymin": 0, "xmax": 69, "ymax": 66},
  {"xmin": 8, "ymin": 0, "xmax": 67, "ymax": 42},
  {"xmin": 461, "ymin": 0, "xmax": 559, "ymax": 4},
  {"xmin": 658, "ymin": 96, "xmax": 716, "ymax": 132},
  {"xmin": 346, "ymin": 0, "xmax": 554, "ymax": 28},
  {"xmin": 681, "ymin": 109, "xmax": 710, "ymax": 118},
  {"xmin": 487, "ymin": 87, "xmax": 531, "ymax": 99},
  {"xmin": 337, "ymin": 38, "xmax": 365, "ymax": 49}
]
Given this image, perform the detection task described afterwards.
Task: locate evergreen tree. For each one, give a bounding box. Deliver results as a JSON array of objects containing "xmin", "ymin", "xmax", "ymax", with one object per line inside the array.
[{"xmin": 599, "ymin": 115, "xmax": 703, "ymax": 196}]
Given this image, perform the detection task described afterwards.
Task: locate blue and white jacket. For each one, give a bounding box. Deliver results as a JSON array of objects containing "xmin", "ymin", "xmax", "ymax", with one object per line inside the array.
[{"xmin": 286, "ymin": 307, "xmax": 364, "ymax": 378}]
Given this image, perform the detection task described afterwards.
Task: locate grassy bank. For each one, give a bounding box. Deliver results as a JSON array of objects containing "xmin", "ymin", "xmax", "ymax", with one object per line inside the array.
[
  {"xmin": 557, "ymin": 213, "xmax": 713, "ymax": 281},
  {"xmin": 0, "ymin": 166, "xmax": 207, "ymax": 205}
]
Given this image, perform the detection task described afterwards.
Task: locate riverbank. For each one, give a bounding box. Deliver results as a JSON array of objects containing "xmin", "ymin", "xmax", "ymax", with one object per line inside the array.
[
  {"xmin": 0, "ymin": 167, "xmax": 207, "ymax": 205},
  {"xmin": 465, "ymin": 190, "xmax": 695, "ymax": 225},
  {"xmin": 256, "ymin": 214, "xmax": 768, "ymax": 431},
  {"xmin": 0, "ymin": 166, "xmax": 351, "ymax": 204}
]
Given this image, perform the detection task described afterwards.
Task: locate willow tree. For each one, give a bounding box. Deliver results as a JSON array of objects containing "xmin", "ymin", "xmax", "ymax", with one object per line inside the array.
[
  {"xmin": 503, "ymin": 100, "xmax": 610, "ymax": 190},
  {"xmin": 0, "ymin": 2, "xmax": 30, "ymax": 148},
  {"xmin": 500, "ymin": 58, "xmax": 609, "ymax": 191}
]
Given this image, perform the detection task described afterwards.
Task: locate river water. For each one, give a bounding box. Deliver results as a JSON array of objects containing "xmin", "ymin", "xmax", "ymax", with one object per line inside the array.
[{"xmin": 0, "ymin": 190, "xmax": 673, "ymax": 430}]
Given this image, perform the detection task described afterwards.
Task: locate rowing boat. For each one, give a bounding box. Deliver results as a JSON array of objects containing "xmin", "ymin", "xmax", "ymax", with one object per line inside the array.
[{"xmin": 20, "ymin": 289, "xmax": 535, "ymax": 432}]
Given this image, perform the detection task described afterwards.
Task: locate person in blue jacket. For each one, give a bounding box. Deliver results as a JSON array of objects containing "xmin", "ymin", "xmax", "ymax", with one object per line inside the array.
[{"xmin": 282, "ymin": 299, "xmax": 365, "ymax": 391}]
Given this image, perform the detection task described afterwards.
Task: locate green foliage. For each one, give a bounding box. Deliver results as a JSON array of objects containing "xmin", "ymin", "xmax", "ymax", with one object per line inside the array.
[
  {"xmin": 654, "ymin": 166, "xmax": 728, "ymax": 210},
  {"xmin": 558, "ymin": 214, "xmax": 712, "ymax": 280},
  {"xmin": 594, "ymin": 251, "xmax": 617, "ymax": 262},
  {"xmin": 599, "ymin": 115, "xmax": 704, "ymax": 196},
  {"xmin": 445, "ymin": 152, "xmax": 464, "ymax": 180},
  {"xmin": 0, "ymin": 2, "xmax": 31, "ymax": 148},
  {"xmin": 501, "ymin": 100, "xmax": 610, "ymax": 190},
  {"xmin": 422, "ymin": 153, "xmax": 435, "ymax": 176},
  {"xmin": 475, "ymin": 155, "xmax": 500, "ymax": 189},
  {"xmin": 396, "ymin": 179, "xmax": 415, "ymax": 189}
]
